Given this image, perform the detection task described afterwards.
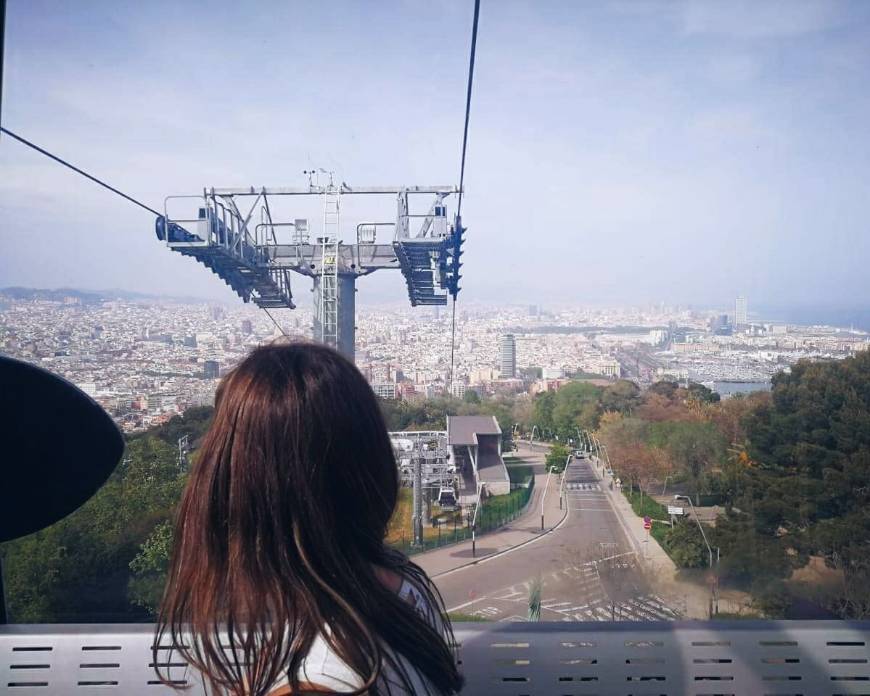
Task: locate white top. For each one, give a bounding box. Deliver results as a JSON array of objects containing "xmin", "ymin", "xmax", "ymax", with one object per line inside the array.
[{"xmin": 272, "ymin": 579, "xmax": 443, "ymax": 694}]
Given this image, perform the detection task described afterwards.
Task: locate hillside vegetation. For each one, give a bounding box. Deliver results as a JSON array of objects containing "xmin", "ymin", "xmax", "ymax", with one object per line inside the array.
[{"xmin": 3, "ymin": 353, "xmax": 870, "ymax": 620}]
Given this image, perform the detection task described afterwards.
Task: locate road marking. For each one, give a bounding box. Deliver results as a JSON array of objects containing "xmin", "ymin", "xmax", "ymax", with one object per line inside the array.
[
  {"xmin": 493, "ymin": 590, "xmax": 524, "ymax": 600},
  {"xmin": 593, "ymin": 606, "xmax": 611, "ymax": 620},
  {"xmin": 633, "ymin": 596, "xmax": 681, "ymax": 619},
  {"xmin": 440, "ymin": 463, "xmax": 576, "ymax": 591},
  {"xmin": 564, "ymin": 603, "xmax": 589, "ymax": 613}
]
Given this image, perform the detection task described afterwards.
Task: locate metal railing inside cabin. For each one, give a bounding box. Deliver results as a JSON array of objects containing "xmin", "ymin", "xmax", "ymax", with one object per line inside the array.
[{"xmin": 2, "ymin": 621, "xmax": 869, "ymax": 694}]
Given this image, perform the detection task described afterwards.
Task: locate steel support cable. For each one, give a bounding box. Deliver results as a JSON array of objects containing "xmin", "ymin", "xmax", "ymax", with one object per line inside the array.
[
  {"xmin": 450, "ymin": 0, "xmax": 480, "ymax": 389},
  {"xmin": 456, "ymin": 0, "xmax": 480, "ymax": 219},
  {"xmin": 1, "ymin": 126, "xmax": 294, "ymax": 334},
  {"xmin": 263, "ymin": 308, "xmax": 288, "ymax": 338},
  {"xmin": 0, "ymin": 127, "xmax": 161, "ymax": 216}
]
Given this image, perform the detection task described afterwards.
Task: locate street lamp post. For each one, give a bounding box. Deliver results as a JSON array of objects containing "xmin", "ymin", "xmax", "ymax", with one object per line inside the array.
[
  {"xmin": 558, "ymin": 454, "xmax": 571, "ymax": 510},
  {"xmin": 674, "ymin": 495, "xmax": 713, "ymax": 568},
  {"xmin": 675, "ymin": 494, "xmax": 718, "ymax": 617},
  {"xmin": 542, "ymin": 454, "xmax": 572, "ymax": 526},
  {"xmin": 540, "ymin": 465, "xmax": 554, "ymax": 530},
  {"xmin": 471, "ymin": 481, "xmax": 484, "ymax": 558},
  {"xmin": 600, "ymin": 444, "xmax": 613, "ymax": 475}
]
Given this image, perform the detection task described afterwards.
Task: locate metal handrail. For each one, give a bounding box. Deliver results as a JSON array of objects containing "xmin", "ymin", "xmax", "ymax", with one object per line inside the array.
[{"xmin": 3, "ymin": 621, "xmax": 869, "ymax": 695}]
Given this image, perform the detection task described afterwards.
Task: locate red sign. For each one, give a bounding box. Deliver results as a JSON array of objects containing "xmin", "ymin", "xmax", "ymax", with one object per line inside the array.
[{"xmin": 643, "ymin": 516, "xmax": 652, "ymax": 530}]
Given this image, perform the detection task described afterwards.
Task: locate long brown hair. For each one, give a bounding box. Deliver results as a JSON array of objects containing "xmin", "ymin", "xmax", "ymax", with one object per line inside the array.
[{"xmin": 156, "ymin": 342, "xmax": 462, "ymax": 695}]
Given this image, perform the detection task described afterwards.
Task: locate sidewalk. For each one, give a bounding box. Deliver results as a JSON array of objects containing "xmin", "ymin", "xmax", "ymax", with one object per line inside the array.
[
  {"xmin": 415, "ymin": 470, "xmax": 567, "ymax": 578},
  {"xmin": 593, "ymin": 458, "xmax": 676, "ymax": 577},
  {"xmin": 592, "ymin": 456, "xmax": 717, "ymax": 619}
]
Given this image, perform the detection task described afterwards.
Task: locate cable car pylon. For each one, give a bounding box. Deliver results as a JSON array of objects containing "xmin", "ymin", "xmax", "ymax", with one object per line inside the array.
[{"xmin": 156, "ymin": 176, "xmax": 465, "ymax": 359}]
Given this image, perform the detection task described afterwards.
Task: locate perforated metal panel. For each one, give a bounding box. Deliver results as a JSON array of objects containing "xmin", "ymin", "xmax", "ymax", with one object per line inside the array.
[
  {"xmin": 2, "ymin": 621, "xmax": 869, "ymax": 694},
  {"xmin": 1, "ymin": 625, "xmax": 199, "ymax": 694},
  {"xmin": 453, "ymin": 622, "xmax": 870, "ymax": 696}
]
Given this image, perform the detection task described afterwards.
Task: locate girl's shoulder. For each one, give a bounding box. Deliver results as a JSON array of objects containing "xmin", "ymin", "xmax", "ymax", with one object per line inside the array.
[
  {"xmin": 375, "ymin": 562, "xmax": 445, "ymax": 633},
  {"xmin": 397, "ymin": 576, "xmax": 439, "ymax": 626}
]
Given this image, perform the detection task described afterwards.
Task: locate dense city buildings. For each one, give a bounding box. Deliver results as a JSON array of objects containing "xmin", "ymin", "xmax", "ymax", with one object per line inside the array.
[{"xmin": 2, "ymin": 288, "xmax": 868, "ymax": 432}]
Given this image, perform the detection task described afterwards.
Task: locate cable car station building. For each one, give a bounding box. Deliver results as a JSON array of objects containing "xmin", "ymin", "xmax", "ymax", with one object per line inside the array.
[{"xmin": 447, "ymin": 415, "xmax": 510, "ymax": 498}]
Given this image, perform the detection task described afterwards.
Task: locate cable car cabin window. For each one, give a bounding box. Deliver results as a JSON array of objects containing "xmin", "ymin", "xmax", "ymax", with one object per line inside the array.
[{"xmin": 1, "ymin": 0, "xmax": 869, "ymax": 642}]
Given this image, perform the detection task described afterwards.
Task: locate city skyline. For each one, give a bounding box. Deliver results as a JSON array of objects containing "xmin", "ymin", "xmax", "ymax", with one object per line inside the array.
[
  {"xmin": 5, "ymin": 282, "xmax": 870, "ymax": 330},
  {"xmin": 3, "ymin": 285, "xmax": 866, "ymax": 433}
]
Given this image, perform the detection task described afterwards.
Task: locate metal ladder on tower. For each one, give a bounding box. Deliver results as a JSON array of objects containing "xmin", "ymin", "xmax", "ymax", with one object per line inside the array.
[{"xmin": 319, "ymin": 187, "xmax": 340, "ymax": 348}]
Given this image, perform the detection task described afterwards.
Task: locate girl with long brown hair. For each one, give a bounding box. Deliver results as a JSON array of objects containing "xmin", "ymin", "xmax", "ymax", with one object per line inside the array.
[{"xmin": 156, "ymin": 342, "xmax": 463, "ymax": 695}]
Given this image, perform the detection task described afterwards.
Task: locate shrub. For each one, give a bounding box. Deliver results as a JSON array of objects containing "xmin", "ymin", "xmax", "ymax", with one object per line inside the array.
[
  {"xmin": 662, "ymin": 521, "xmax": 709, "ymax": 568},
  {"xmin": 751, "ymin": 579, "xmax": 792, "ymax": 618}
]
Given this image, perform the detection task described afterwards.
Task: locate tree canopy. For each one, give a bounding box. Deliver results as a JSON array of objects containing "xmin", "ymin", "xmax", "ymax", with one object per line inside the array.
[{"xmin": 5, "ymin": 354, "xmax": 870, "ymax": 621}]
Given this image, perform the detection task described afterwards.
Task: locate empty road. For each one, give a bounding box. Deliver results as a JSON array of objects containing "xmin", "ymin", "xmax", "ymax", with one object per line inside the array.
[{"xmin": 432, "ymin": 453, "xmax": 681, "ymax": 622}]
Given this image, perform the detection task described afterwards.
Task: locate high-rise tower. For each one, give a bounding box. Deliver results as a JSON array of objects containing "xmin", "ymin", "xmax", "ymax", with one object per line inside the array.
[
  {"xmin": 500, "ymin": 334, "xmax": 516, "ymax": 378},
  {"xmin": 735, "ymin": 296, "xmax": 748, "ymax": 327}
]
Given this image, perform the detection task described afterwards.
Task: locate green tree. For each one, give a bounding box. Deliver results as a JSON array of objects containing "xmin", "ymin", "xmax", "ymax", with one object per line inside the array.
[
  {"xmin": 686, "ymin": 381, "xmax": 721, "ymax": 404},
  {"xmin": 600, "ymin": 380, "xmax": 641, "ymax": 414},
  {"xmin": 546, "ymin": 443, "xmax": 571, "ymax": 472},
  {"xmin": 0, "ymin": 435, "xmax": 188, "ymax": 622},
  {"xmin": 463, "ymin": 389, "xmax": 482, "ymax": 405},
  {"xmin": 649, "ymin": 420, "xmax": 725, "ymax": 504},
  {"xmin": 128, "ymin": 405, "xmax": 214, "ymax": 447},
  {"xmin": 550, "ymin": 381, "xmax": 602, "ymax": 438},
  {"xmin": 647, "ymin": 380, "xmax": 679, "ymax": 401},
  {"xmin": 738, "ymin": 352, "xmax": 870, "ymax": 617},
  {"xmin": 128, "ymin": 520, "xmax": 174, "ymax": 612},
  {"xmin": 663, "ymin": 521, "xmax": 708, "ymax": 568},
  {"xmin": 532, "ymin": 391, "xmax": 556, "ymax": 435}
]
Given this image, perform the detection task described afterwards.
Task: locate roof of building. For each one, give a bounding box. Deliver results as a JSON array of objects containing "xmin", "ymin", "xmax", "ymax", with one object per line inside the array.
[{"xmin": 447, "ymin": 415, "xmax": 502, "ymax": 446}]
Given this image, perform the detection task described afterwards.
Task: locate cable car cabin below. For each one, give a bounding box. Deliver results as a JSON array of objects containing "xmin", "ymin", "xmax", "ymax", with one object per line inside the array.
[{"xmin": 437, "ymin": 486, "xmax": 458, "ymax": 509}]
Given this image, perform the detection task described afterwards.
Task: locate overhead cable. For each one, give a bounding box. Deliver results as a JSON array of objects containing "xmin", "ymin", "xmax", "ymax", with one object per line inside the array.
[
  {"xmin": 456, "ymin": 0, "xmax": 480, "ymax": 218},
  {"xmin": 1, "ymin": 126, "xmax": 293, "ymax": 330},
  {"xmin": 263, "ymin": 308, "xmax": 289, "ymax": 338},
  {"xmin": 450, "ymin": 0, "xmax": 481, "ymax": 387},
  {"xmin": 0, "ymin": 126, "xmax": 161, "ymax": 216}
]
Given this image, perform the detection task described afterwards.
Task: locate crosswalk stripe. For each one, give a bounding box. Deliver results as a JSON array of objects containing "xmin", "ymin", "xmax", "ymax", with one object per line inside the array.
[
  {"xmin": 634, "ymin": 597, "xmax": 680, "ymax": 619},
  {"xmin": 565, "ymin": 604, "xmax": 589, "ymax": 612},
  {"xmin": 494, "ymin": 590, "xmax": 524, "ymax": 600},
  {"xmin": 593, "ymin": 606, "xmax": 611, "ymax": 620},
  {"xmin": 625, "ymin": 599, "xmax": 661, "ymax": 620}
]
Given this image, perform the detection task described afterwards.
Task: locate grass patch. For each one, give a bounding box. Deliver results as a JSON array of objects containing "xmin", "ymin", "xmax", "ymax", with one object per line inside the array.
[
  {"xmin": 622, "ymin": 489, "xmax": 711, "ymax": 568},
  {"xmin": 386, "ymin": 473, "xmax": 535, "ymax": 554},
  {"xmin": 479, "ymin": 478, "xmax": 534, "ymax": 527},
  {"xmin": 448, "ymin": 612, "xmax": 490, "ymax": 622},
  {"xmin": 622, "ymin": 488, "xmax": 668, "ymax": 520},
  {"xmin": 506, "ymin": 463, "xmax": 533, "ymax": 485},
  {"xmin": 385, "ymin": 489, "xmax": 462, "ymax": 547},
  {"xmin": 650, "ymin": 521, "xmax": 669, "ymax": 546}
]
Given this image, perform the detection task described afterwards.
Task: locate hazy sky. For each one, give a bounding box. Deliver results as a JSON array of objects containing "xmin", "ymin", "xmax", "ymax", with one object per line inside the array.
[{"xmin": 2, "ymin": 0, "xmax": 870, "ymax": 314}]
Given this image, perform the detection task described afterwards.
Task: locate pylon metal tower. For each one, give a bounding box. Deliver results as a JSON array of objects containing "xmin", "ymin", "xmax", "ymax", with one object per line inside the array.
[{"xmin": 156, "ymin": 177, "xmax": 464, "ymax": 359}]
